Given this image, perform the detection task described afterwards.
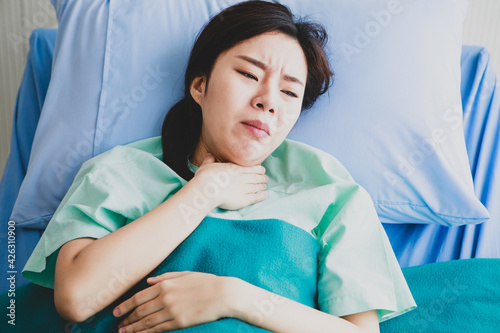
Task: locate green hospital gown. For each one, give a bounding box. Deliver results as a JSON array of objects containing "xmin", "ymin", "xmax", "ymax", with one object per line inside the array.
[{"xmin": 22, "ymin": 136, "xmax": 416, "ymax": 322}]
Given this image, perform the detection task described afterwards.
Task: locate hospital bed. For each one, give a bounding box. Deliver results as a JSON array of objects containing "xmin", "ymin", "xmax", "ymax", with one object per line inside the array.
[{"xmin": 1, "ymin": 0, "xmax": 500, "ymax": 332}]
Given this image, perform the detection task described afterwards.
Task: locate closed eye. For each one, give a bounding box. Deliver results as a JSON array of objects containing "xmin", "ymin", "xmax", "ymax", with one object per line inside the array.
[
  {"xmin": 237, "ymin": 70, "xmax": 258, "ymax": 81},
  {"xmin": 282, "ymin": 90, "xmax": 298, "ymax": 98},
  {"xmin": 237, "ymin": 69, "xmax": 297, "ymax": 98}
]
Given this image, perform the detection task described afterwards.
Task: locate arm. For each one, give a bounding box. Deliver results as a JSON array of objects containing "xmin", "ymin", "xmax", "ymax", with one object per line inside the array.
[
  {"xmin": 54, "ymin": 155, "xmax": 268, "ymax": 322},
  {"xmin": 114, "ymin": 273, "xmax": 379, "ymax": 333},
  {"xmin": 229, "ymin": 277, "xmax": 380, "ymax": 333},
  {"xmin": 55, "ymin": 176, "xmax": 216, "ymax": 322}
]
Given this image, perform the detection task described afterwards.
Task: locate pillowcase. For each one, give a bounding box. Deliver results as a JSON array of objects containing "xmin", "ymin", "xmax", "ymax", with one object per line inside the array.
[
  {"xmin": 11, "ymin": 0, "xmax": 489, "ymax": 229},
  {"xmin": 286, "ymin": 0, "xmax": 489, "ymax": 226}
]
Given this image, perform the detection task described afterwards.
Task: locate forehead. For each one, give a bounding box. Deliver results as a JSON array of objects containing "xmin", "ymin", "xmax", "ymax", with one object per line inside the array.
[{"xmin": 221, "ymin": 32, "xmax": 307, "ymax": 80}]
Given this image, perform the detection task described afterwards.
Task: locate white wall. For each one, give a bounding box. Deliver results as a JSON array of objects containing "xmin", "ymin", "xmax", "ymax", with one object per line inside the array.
[
  {"xmin": 0, "ymin": 0, "xmax": 499, "ymax": 179},
  {"xmin": 463, "ymin": 0, "xmax": 500, "ymax": 73},
  {"xmin": 0, "ymin": 0, "xmax": 58, "ymax": 178}
]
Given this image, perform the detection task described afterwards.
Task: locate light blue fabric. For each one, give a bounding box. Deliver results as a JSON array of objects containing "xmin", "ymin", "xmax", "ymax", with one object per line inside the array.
[
  {"xmin": 9, "ymin": 0, "xmax": 488, "ymax": 231},
  {"xmin": 0, "ymin": 28, "xmax": 57, "ymax": 293},
  {"xmin": 382, "ymin": 46, "xmax": 500, "ymax": 267},
  {"xmin": 287, "ymin": 0, "xmax": 488, "ymax": 227},
  {"xmin": 10, "ymin": 0, "xmax": 110, "ymax": 230}
]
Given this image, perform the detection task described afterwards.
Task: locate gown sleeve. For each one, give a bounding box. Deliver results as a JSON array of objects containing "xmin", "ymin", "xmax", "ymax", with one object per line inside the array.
[
  {"xmin": 266, "ymin": 138, "xmax": 416, "ymax": 322},
  {"xmin": 314, "ymin": 179, "xmax": 417, "ymax": 322},
  {"xmin": 22, "ymin": 143, "xmax": 185, "ymax": 289}
]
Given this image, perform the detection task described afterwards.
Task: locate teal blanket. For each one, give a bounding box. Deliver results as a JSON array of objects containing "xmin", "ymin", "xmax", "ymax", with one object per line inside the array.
[
  {"xmin": 2, "ymin": 249, "xmax": 500, "ymax": 332},
  {"xmin": 380, "ymin": 258, "xmax": 500, "ymax": 333},
  {"xmin": 74, "ymin": 216, "xmax": 319, "ymax": 332}
]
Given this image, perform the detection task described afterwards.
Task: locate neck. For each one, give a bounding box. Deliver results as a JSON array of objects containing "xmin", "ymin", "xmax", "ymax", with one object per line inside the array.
[{"xmin": 190, "ymin": 141, "xmax": 220, "ymax": 166}]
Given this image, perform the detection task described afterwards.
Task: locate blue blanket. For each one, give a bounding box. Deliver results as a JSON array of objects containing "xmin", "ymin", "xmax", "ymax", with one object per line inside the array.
[{"xmin": 72, "ymin": 216, "xmax": 319, "ymax": 332}]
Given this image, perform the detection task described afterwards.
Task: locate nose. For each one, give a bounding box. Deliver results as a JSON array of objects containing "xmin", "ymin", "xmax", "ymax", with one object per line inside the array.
[
  {"xmin": 256, "ymin": 103, "xmax": 275, "ymax": 114},
  {"xmin": 252, "ymin": 85, "xmax": 277, "ymax": 114}
]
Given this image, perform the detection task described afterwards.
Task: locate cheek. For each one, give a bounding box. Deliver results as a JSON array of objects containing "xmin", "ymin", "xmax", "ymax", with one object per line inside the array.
[
  {"xmin": 201, "ymin": 89, "xmax": 242, "ymax": 139},
  {"xmin": 275, "ymin": 108, "xmax": 300, "ymax": 137},
  {"xmin": 207, "ymin": 76, "xmax": 247, "ymax": 111}
]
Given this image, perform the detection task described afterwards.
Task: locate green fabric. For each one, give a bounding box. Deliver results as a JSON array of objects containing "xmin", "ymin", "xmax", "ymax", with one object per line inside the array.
[
  {"xmin": 380, "ymin": 258, "xmax": 500, "ymax": 333},
  {"xmin": 22, "ymin": 136, "xmax": 415, "ymax": 321}
]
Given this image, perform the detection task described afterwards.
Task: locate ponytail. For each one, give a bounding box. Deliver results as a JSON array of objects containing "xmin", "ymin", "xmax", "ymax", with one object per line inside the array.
[{"xmin": 161, "ymin": 97, "xmax": 202, "ymax": 181}]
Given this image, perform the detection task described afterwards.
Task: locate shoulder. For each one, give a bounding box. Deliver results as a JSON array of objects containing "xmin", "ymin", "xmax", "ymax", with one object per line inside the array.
[
  {"xmin": 81, "ymin": 136, "xmax": 162, "ymax": 169},
  {"xmin": 73, "ymin": 136, "xmax": 167, "ymax": 185},
  {"xmin": 264, "ymin": 138, "xmax": 356, "ymax": 187}
]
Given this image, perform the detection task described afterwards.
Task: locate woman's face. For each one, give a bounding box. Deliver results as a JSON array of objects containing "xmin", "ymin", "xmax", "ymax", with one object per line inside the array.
[{"xmin": 190, "ymin": 32, "xmax": 307, "ymax": 167}]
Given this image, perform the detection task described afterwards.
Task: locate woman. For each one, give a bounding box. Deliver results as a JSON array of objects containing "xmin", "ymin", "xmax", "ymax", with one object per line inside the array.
[{"xmin": 22, "ymin": 1, "xmax": 416, "ymax": 332}]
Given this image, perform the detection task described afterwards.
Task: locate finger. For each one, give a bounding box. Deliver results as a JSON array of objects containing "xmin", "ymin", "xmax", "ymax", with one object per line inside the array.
[
  {"xmin": 242, "ymin": 165, "xmax": 266, "ymax": 174},
  {"xmin": 135, "ymin": 319, "xmax": 189, "ymax": 333},
  {"xmin": 245, "ymin": 173, "xmax": 269, "ymax": 184},
  {"xmin": 114, "ymin": 285, "xmax": 160, "ymax": 318},
  {"xmin": 249, "ymin": 191, "xmax": 268, "ymax": 205},
  {"xmin": 246, "ymin": 183, "xmax": 267, "ymax": 194},
  {"xmin": 118, "ymin": 298, "xmax": 163, "ymax": 332},
  {"xmin": 147, "ymin": 271, "xmax": 192, "ymax": 284},
  {"xmin": 119, "ymin": 310, "xmax": 173, "ymax": 333}
]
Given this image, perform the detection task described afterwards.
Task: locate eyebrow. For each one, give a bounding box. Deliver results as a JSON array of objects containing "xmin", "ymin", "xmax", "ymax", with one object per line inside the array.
[{"xmin": 236, "ymin": 55, "xmax": 305, "ymax": 86}]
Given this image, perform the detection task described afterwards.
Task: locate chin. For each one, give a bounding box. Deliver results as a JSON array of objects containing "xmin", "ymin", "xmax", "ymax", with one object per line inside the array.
[
  {"xmin": 229, "ymin": 151, "xmax": 267, "ymax": 166},
  {"xmin": 228, "ymin": 156, "xmax": 263, "ymax": 167},
  {"xmin": 226, "ymin": 140, "xmax": 273, "ymax": 165}
]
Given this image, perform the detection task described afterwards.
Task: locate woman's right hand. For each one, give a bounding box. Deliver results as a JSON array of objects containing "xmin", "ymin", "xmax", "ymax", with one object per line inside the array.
[{"xmin": 192, "ymin": 153, "xmax": 269, "ymax": 210}]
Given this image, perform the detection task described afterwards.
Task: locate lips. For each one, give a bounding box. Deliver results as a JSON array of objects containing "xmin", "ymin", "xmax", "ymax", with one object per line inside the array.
[{"xmin": 241, "ymin": 119, "xmax": 270, "ymax": 136}]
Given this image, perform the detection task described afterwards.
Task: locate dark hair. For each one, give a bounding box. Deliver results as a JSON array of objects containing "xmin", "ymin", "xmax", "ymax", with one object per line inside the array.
[{"xmin": 161, "ymin": 0, "xmax": 333, "ymax": 180}]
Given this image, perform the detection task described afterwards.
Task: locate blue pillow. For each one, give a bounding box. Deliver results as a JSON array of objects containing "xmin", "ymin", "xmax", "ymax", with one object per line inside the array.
[{"xmin": 11, "ymin": 0, "xmax": 489, "ymax": 228}]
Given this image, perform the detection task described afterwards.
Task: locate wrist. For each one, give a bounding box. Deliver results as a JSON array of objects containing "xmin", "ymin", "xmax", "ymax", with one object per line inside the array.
[
  {"xmin": 183, "ymin": 174, "xmax": 221, "ymax": 212},
  {"xmin": 221, "ymin": 276, "xmax": 250, "ymax": 320}
]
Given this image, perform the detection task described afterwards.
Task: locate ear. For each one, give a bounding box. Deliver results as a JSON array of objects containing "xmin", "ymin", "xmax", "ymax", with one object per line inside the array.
[{"xmin": 190, "ymin": 75, "xmax": 206, "ymax": 107}]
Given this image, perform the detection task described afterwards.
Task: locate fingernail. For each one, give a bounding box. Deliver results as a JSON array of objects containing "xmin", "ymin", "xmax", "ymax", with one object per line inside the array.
[
  {"xmin": 119, "ymin": 328, "xmax": 126, "ymax": 333},
  {"xmin": 113, "ymin": 308, "xmax": 121, "ymax": 317}
]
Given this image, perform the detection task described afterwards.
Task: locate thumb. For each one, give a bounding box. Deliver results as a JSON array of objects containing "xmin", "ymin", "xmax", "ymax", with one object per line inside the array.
[{"xmin": 200, "ymin": 153, "xmax": 215, "ymax": 165}]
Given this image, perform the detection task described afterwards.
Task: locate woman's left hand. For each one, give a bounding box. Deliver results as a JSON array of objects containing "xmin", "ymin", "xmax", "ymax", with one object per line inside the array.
[{"xmin": 113, "ymin": 271, "xmax": 233, "ymax": 333}]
